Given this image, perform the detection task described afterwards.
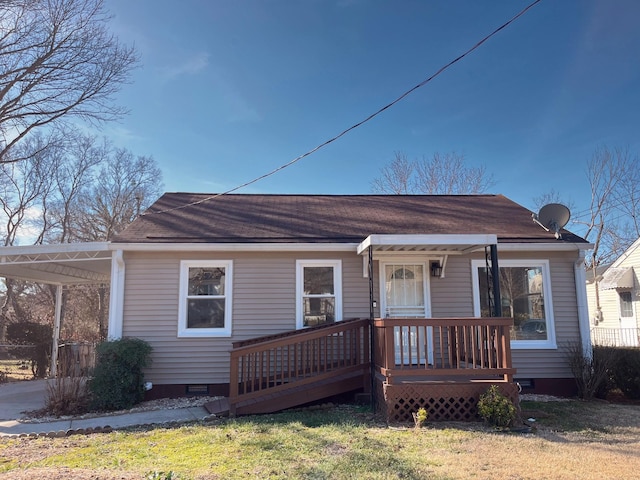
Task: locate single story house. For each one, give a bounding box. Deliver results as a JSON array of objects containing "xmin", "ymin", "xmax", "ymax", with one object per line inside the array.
[
  {"xmin": 0, "ymin": 193, "xmax": 592, "ymax": 420},
  {"xmin": 587, "ymin": 236, "xmax": 640, "ymax": 346}
]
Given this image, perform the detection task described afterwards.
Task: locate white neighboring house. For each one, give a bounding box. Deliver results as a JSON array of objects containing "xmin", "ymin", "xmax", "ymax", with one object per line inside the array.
[{"xmin": 587, "ymin": 237, "xmax": 640, "ymax": 347}]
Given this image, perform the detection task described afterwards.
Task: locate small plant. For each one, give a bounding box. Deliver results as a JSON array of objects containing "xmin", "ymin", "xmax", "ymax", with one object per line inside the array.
[
  {"xmin": 88, "ymin": 337, "xmax": 152, "ymax": 411},
  {"xmin": 412, "ymin": 407, "xmax": 428, "ymax": 428},
  {"xmin": 45, "ymin": 376, "xmax": 90, "ymax": 416},
  {"xmin": 146, "ymin": 471, "xmax": 178, "ymax": 480},
  {"xmin": 477, "ymin": 385, "xmax": 516, "ymax": 428}
]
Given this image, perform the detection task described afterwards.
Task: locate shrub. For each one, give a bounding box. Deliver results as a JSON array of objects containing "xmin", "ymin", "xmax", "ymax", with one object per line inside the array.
[
  {"xmin": 88, "ymin": 337, "xmax": 152, "ymax": 411},
  {"xmin": 45, "ymin": 376, "xmax": 90, "ymax": 416},
  {"xmin": 592, "ymin": 346, "xmax": 619, "ymax": 399},
  {"xmin": 477, "ymin": 385, "xmax": 516, "ymax": 428},
  {"xmin": 565, "ymin": 342, "xmax": 618, "ymax": 400},
  {"xmin": 610, "ymin": 347, "xmax": 640, "ymax": 399}
]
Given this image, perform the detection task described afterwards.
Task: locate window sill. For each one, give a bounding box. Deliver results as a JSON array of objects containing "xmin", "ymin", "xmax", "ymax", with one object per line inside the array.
[
  {"xmin": 511, "ymin": 341, "xmax": 557, "ymax": 350},
  {"xmin": 178, "ymin": 329, "xmax": 232, "ymax": 338}
]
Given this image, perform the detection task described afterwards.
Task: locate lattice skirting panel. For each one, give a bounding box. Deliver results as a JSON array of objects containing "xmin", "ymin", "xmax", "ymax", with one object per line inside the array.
[{"xmin": 376, "ymin": 380, "xmax": 520, "ymax": 423}]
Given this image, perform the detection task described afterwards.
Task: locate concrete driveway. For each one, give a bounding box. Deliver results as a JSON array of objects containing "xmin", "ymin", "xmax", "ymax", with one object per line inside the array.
[{"xmin": 0, "ymin": 379, "xmax": 48, "ymax": 420}]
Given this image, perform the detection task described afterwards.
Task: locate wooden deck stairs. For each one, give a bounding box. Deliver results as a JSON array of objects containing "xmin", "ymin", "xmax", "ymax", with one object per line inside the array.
[{"xmin": 228, "ymin": 318, "xmax": 371, "ymax": 416}]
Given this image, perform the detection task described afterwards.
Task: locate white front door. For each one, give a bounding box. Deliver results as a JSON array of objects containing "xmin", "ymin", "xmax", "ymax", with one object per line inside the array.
[{"xmin": 382, "ymin": 263, "xmax": 433, "ymax": 365}]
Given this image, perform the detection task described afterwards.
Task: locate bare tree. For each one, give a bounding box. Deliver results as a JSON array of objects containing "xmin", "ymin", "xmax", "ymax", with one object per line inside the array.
[
  {"xmin": 0, "ymin": 133, "xmax": 58, "ymax": 247},
  {"xmin": 612, "ymin": 153, "xmax": 640, "ymax": 242},
  {"xmin": 44, "ymin": 130, "xmax": 107, "ymax": 244},
  {"xmin": 0, "ymin": 0, "xmax": 138, "ymax": 163},
  {"xmin": 371, "ymin": 152, "xmax": 415, "ymax": 194},
  {"xmin": 415, "ymin": 152, "xmax": 494, "ymax": 194},
  {"xmin": 531, "ymin": 188, "xmax": 575, "ymax": 214},
  {"xmin": 0, "ymin": 131, "xmax": 163, "ymax": 343},
  {"xmin": 76, "ymin": 148, "xmax": 163, "ymax": 241},
  {"xmin": 578, "ymin": 147, "xmax": 637, "ymax": 267},
  {"xmin": 570, "ymin": 146, "xmax": 640, "ymax": 324},
  {"xmin": 371, "ymin": 151, "xmax": 495, "ymax": 194},
  {"xmin": 0, "ymin": 132, "xmax": 58, "ymax": 342}
]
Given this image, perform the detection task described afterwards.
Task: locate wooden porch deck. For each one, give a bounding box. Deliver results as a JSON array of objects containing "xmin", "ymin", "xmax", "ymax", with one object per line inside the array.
[{"xmin": 228, "ymin": 317, "xmax": 518, "ymax": 422}]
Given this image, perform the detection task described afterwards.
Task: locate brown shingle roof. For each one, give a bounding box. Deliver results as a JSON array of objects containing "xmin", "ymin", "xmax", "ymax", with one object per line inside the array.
[{"xmin": 111, "ymin": 193, "xmax": 588, "ymax": 244}]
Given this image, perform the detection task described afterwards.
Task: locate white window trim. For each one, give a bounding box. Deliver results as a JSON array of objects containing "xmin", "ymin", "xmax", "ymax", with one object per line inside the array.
[
  {"xmin": 178, "ymin": 260, "xmax": 233, "ymax": 337},
  {"xmin": 296, "ymin": 259, "xmax": 342, "ymax": 329},
  {"xmin": 471, "ymin": 259, "xmax": 557, "ymax": 349}
]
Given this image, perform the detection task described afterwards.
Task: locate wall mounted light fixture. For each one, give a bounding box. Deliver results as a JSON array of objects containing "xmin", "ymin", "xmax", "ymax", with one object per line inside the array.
[{"xmin": 431, "ymin": 261, "xmax": 442, "ymax": 278}]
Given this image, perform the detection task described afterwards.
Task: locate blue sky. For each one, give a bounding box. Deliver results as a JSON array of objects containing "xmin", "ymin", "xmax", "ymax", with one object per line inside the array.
[{"xmin": 103, "ymin": 0, "xmax": 640, "ymax": 226}]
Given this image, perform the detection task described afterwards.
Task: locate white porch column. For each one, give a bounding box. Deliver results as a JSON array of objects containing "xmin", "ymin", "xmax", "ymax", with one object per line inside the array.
[
  {"xmin": 574, "ymin": 250, "xmax": 592, "ymax": 358},
  {"xmin": 107, "ymin": 249, "xmax": 125, "ymax": 340},
  {"xmin": 49, "ymin": 284, "xmax": 63, "ymax": 378}
]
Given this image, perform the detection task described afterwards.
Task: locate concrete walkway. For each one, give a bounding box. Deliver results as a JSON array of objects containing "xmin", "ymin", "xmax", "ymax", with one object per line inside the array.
[
  {"xmin": 0, "ymin": 379, "xmax": 49, "ymax": 421},
  {"xmin": 0, "ymin": 380, "xmax": 228, "ymax": 437}
]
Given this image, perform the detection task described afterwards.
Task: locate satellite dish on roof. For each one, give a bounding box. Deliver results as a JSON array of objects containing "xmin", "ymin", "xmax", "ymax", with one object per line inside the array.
[{"xmin": 532, "ymin": 203, "xmax": 570, "ymax": 240}]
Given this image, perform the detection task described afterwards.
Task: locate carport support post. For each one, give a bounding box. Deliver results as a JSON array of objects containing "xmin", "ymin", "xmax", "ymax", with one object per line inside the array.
[
  {"xmin": 368, "ymin": 245, "xmax": 376, "ymax": 412},
  {"xmin": 50, "ymin": 284, "xmax": 62, "ymax": 378}
]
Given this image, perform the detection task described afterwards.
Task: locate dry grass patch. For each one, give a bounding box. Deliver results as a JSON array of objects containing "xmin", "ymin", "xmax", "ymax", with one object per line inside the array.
[
  {"xmin": 1, "ymin": 402, "xmax": 639, "ymax": 479},
  {"xmin": 0, "ymin": 359, "xmax": 33, "ymax": 382}
]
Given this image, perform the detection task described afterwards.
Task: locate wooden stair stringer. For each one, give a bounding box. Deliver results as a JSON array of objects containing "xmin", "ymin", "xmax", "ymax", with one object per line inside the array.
[{"xmin": 232, "ymin": 368, "xmax": 367, "ymax": 416}]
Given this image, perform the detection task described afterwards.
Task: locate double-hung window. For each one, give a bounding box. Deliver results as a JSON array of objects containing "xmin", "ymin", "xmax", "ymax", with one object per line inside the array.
[
  {"xmin": 472, "ymin": 259, "xmax": 556, "ymax": 349},
  {"xmin": 296, "ymin": 260, "xmax": 342, "ymax": 329},
  {"xmin": 178, "ymin": 260, "xmax": 233, "ymax": 337}
]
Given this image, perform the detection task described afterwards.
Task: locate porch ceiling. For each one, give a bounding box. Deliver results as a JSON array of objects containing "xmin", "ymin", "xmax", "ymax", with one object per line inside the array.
[
  {"xmin": 0, "ymin": 243, "xmax": 111, "ymax": 285},
  {"xmin": 356, "ymin": 234, "xmax": 498, "ymax": 255}
]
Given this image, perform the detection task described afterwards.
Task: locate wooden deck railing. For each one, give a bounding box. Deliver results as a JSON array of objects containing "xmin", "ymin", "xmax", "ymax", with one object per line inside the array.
[
  {"xmin": 373, "ymin": 317, "xmax": 515, "ymax": 384},
  {"xmin": 229, "ymin": 318, "xmax": 370, "ymax": 414}
]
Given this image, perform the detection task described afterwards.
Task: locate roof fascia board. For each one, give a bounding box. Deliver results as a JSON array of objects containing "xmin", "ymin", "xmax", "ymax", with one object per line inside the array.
[
  {"xmin": 357, "ymin": 234, "xmax": 498, "ymax": 255},
  {"xmin": 109, "ymin": 242, "xmax": 360, "ymax": 252},
  {"xmin": 0, "ymin": 242, "xmax": 110, "ymax": 256},
  {"xmin": 111, "ymin": 239, "xmax": 592, "ymax": 254},
  {"xmin": 498, "ymin": 243, "xmax": 593, "ymax": 252}
]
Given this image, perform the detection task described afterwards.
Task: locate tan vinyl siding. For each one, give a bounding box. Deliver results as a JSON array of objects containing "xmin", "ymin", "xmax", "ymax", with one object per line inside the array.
[
  {"xmin": 121, "ymin": 250, "xmax": 370, "ymax": 385},
  {"xmin": 430, "ymin": 256, "xmax": 475, "ymax": 318},
  {"xmin": 121, "ymin": 248, "xmax": 583, "ymax": 385}
]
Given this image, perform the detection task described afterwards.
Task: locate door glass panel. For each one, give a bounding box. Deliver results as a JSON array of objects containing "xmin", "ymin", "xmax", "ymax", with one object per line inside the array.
[{"xmin": 385, "ymin": 264, "xmax": 425, "ymax": 317}]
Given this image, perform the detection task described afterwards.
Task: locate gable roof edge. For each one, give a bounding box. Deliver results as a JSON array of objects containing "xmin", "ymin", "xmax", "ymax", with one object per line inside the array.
[{"xmin": 611, "ymin": 236, "xmax": 640, "ymax": 268}]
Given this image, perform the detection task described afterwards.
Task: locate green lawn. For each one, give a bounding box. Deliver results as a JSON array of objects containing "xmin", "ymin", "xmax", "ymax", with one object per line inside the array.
[{"xmin": 2, "ymin": 401, "xmax": 640, "ymax": 479}]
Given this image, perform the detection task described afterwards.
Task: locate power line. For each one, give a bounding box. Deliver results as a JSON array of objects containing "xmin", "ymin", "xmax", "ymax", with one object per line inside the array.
[{"xmin": 146, "ymin": 0, "xmax": 543, "ymax": 216}]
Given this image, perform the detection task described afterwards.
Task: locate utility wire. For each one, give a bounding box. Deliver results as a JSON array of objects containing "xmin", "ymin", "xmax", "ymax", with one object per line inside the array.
[{"xmin": 147, "ymin": 0, "xmax": 543, "ymax": 216}]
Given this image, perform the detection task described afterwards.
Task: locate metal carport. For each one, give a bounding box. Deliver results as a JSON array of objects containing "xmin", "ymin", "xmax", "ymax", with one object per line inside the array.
[{"xmin": 0, "ymin": 242, "xmax": 112, "ymax": 376}]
